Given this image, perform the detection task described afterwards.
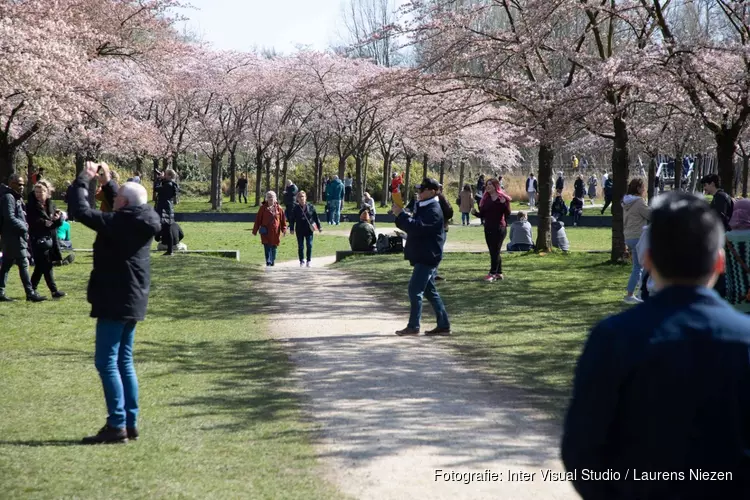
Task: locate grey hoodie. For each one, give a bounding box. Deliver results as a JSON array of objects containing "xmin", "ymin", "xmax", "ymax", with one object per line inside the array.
[
  {"xmin": 623, "ymin": 195, "xmax": 650, "ymax": 240},
  {"xmin": 509, "ymin": 220, "xmax": 534, "ymax": 247}
]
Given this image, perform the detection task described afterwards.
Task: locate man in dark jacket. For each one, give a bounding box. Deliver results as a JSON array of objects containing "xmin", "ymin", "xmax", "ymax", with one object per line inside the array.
[
  {"xmin": 601, "ymin": 173, "xmax": 613, "ymax": 214},
  {"xmin": 562, "ymin": 191, "xmax": 750, "ymax": 500},
  {"xmin": 349, "ymin": 209, "xmax": 377, "ymax": 251},
  {"xmin": 393, "ymin": 178, "xmax": 451, "ymax": 336},
  {"xmin": 69, "ymin": 162, "xmax": 162, "ymax": 444},
  {"xmin": 701, "ymin": 174, "xmax": 734, "ymax": 232},
  {"xmin": 283, "ymin": 180, "xmax": 299, "ymax": 221},
  {"xmin": 0, "ymin": 175, "xmax": 46, "ymax": 302}
]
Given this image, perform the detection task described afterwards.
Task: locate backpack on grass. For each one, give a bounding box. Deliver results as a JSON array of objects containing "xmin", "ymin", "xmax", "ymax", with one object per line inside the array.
[{"xmin": 376, "ymin": 233, "xmax": 404, "ymax": 254}]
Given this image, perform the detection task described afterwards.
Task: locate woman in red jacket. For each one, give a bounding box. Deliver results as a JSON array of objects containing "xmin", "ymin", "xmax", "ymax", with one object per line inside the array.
[
  {"xmin": 252, "ymin": 191, "xmax": 287, "ymax": 266},
  {"xmin": 473, "ymin": 178, "xmax": 512, "ymax": 281}
]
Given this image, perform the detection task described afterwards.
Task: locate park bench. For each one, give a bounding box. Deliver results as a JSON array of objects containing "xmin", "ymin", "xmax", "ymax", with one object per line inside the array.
[
  {"xmin": 335, "ymin": 250, "xmax": 377, "ymax": 262},
  {"xmin": 73, "ymin": 248, "xmax": 240, "ymax": 261}
]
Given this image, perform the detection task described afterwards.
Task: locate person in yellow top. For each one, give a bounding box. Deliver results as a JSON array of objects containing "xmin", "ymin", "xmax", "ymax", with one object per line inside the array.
[{"xmin": 572, "ymin": 155, "xmax": 579, "ymax": 171}]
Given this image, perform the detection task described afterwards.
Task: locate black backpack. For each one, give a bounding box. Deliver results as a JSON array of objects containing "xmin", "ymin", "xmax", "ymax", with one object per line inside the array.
[{"xmin": 376, "ymin": 233, "xmax": 404, "ymax": 254}]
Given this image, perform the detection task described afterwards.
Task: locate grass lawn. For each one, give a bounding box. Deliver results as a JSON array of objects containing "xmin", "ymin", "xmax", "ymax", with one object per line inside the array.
[
  {"xmin": 0, "ymin": 256, "xmax": 343, "ymax": 499},
  {"xmin": 446, "ymin": 225, "xmax": 613, "ymax": 252},
  {"xmin": 68, "ymin": 221, "xmax": 357, "ymax": 265},
  {"xmin": 336, "ymin": 252, "xmax": 630, "ymax": 417}
]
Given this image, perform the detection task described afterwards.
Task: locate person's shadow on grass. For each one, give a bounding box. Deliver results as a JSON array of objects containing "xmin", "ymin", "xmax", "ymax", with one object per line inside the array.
[{"xmin": 0, "ymin": 439, "xmax": 83, "ymax": 447}]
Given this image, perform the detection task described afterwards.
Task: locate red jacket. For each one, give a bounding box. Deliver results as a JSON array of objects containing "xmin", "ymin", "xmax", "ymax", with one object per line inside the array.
[{"xmin": 253, "ymin": 202, "xmax": 287, "ymax": 246}]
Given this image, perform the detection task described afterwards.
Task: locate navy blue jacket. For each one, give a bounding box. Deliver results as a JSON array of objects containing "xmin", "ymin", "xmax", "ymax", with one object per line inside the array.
[
  {"xmin": 395, "ymin": 196, "xmax": 445, "ymax": 267},
  {"xmin": 562, "ymin": 286, "xmax": 750, "ymax": 499}
]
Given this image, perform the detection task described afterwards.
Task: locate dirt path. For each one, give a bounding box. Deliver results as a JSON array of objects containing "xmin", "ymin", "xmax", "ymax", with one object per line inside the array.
[{"xmin": 263, "ymin": 259, "xmax": 576, "ymax": 499}]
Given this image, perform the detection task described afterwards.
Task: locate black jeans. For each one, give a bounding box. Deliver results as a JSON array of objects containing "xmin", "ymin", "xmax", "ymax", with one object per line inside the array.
[
  {"xmin": 601, "ymin": 196, "xmax": 612, "ymax": 214},
  {"xmin": 238, "ymin": 189, "xmax": 247, "ymax": 203},
  {"xmin": 161, "ymin": 223, "xmax": 174, "ymax": 254},
  {"xmin": 0, "ymin": 255, "xmax": 34, "ymax": 296},
  {"xmin": 573, "ymin": 211, "xmax": 582, "ymax": 225},
  {"xmin": 296, "ymin": 233, "xmax": 313, "ymax": 262},
  {"xmin": 484, "ymin": 226, "xmax": 508, "ymax": 275},
  {"xmin": 30, "ymin": 248, "xmax": 58, "ymax": 293},
  {"xmin": 345, "ymin": 186, "xmax": 352, "ymax": 202}
]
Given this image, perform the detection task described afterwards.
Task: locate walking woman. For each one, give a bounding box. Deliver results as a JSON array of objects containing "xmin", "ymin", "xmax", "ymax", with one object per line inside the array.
[
  {"xmin": 623, "ymin": 178, "xmax": 651, "ymax": 304},
  {"xmin": 289, "ymin": 190, "xmax": 322, "ymax": 267},
  {"xmin": 27, "ymin": 182, "xmax": 66, "ymax": 298},
  {"xmin": 253, "ymin": 191, "xmax": 287, "ymax": 266},
  {"xmin": 459, "ymin": 184, "xmax": 474, "ymax": 225},
  {"xmin": 154, "ymin": 169, "xmax": 180, "ymax": 256},
  {"xmin": 472, "ymin": 178, "xmax": 511, "ymax": 282},
  {"xmin": 587, "ymin": 173, "xmax": 598, "ymax": 204}
]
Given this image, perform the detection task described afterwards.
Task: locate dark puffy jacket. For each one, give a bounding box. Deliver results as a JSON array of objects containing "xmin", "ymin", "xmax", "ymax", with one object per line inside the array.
[
  {"xmin": 574, "ymin": 178, "xmax": 586, "ymax": 198},
  {"xmin": 283, "ymin": 184, "xmax": 299, "ymax": 207},
  {"xmin": 0, "ymin": 184, "xmax": 29, "ymax": 259},
  {"xmin": 711, "ymin": 189, "xmax": 734, "ymax": 232},
  {"xmin": 396, "ymin": 197, "xmax": 445, "ymax": 267},
  {"xmin": 68, "ymin": 175, "xmax": 161, "ymax": 321},
  {"xmin": 155, "ymin": 180, "xmax": 179, "ymax": 224},
  {"xmin": 552, "ymin": 196, "xmax": 568, "ymax": 219},
  {"xmin": 604, "ymin": 177, "xmax": 614, "ymax": 196}
]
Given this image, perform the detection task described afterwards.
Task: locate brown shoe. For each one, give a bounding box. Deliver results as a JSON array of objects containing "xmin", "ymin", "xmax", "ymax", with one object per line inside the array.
[
  {"xmin": 425, "ymin": 327, "xmax": 452, "ymax": 336},
  {"xmin": 395, "ymin": 327, "xmax": 420, "ymax": 336},
  {"xmin": 82, "ymin": 424, "xmax": 128, "ymax": 445}
]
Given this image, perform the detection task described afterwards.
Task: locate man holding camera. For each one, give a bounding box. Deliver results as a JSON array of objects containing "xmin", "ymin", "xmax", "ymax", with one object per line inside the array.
[{"xmin": 69, "ymin": 162, "xmax": 161, "ymax": 444}]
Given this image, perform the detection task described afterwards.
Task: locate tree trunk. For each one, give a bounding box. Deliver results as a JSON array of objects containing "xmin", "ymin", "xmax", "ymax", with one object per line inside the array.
[
  {"xmin": 355, "ymin": 153, "xmax": 364, "ymax": 211},
  {"xmin": 422, "ymin": 153, "xmax": 428, "ymax": 180},
  {"xmin": 338, "ymin": 155, "xmax": 347, "ymax": 180},
  {"xmin": 135, "ymin": 156, "xmax": 143, "ymax": 178},
  {"xmin": 381, "ymin": 154, "xmax": 390, "ymax": 207},
  {"xmin": 152, "ymin": 157, "xmax": 160, "ymax": 202},
  {"xmin": 171, "ymin": 151, "xmax": 179, "ymax": 174},
  {"xmin": 610, "ymin": 114, "xmax": 630, "ymax": 262},
  {"xmin": 274, "ymin": 153, "xmax": 281, "ymax": 195},
  {"xmin": 404, "ymin": 154, "xmax": 412, "ymax": 200},
  {"xmin": 689, "ymin": 153, "xmax": 701, "ymax": 193},
  {"xmin": 312, "ymin": 156, "xmax": 320, "ymax": 203},
  {"xmin": 210, "ymin": 155, "xmax": 221, "ymax": 210},
  {"xmin": 0, "ymin": 140, "xmax": 15, "ymax": 182},
  {"xmin": 439, "ymin": 159, "xmax": 445, "ymax": 186},
  {"xmin": 743, "ymin": 154, "xmax": 749, "ymax": 198},
  {"xmin": 25, "ymin": 152, "xmax": 34, "ymax": 190},
  {"xmin": 363, "ymin": 154, "xmax": 369, "ymax": 196},
  {"xmin": 282, "ymin": 158, "xmax": 289, "ymax": 189},
  {"xmin": 264, "ymin": 156, "xmax": 271, "ymax": 194},
  {"xmin": 254, "ymin": 147, "xmax": 263, "ymax": 206},
  {"xmin": 647, "ymin": 155, "xmax": 656, "ymax": 203},
  {"xmin": 535, "ymin": 143, "xmax": 554, "ymax": 252},
  {"xmin": 229, "ymin": 146, "xmax": 238, "ymax": 202},
  {"xmin": 162, "ymin": 157, "xmax": 169, "ymax": 173},
  {"xmin": 458, "ymin": 160, "xmax": 466, "ymax": 194},
  {"xmin": 674, "ymin": 152, "xmax": 683, "ymax": 192}
]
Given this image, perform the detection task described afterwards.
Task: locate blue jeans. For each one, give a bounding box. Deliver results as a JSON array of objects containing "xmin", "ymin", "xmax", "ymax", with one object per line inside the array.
[
  {"xmin": 626, "ymin": 238, "xmax": 642, "ymax": 295},
  {"xmin": 297, "ymin": 233, "xmax": 313, "ymax": 262},
  {"xmin": 461, "ymin": 212, "xmax": 470, "ymax": 225},
  {"xmin": 263, "ymin": 244, "xmax": 278, "ymax": 265},
  {"xmin": 408, "ymin": 263, "xmax": 450, "ymax": 330},
  {"xmin": 329, "ymin": 200, "xmax": 342, "ymax": 225},
  {"xmin": 94, "ymin": 319, "xmax": 138, "ymax": 429}
]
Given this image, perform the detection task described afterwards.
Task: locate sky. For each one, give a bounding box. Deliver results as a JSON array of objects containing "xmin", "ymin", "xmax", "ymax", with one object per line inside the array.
[{"xmin": 176, "ymin": 0, "xmax": 350, "ymax": 54}]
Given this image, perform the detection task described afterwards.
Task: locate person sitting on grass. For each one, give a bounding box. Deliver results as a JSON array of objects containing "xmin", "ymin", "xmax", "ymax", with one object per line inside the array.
[
  {"xmin": 349, "ymin": 208, "xmax": 377, "ymax": 252},
  {"xmin": 507, "ymin": 211, "xmax": 535, "ymax": 252},
  {"xmin": 57, "ymin": 211, "xmax": 73, "ymax": 250},
  {"xmin": 551, "ymin": 216, "xmax": 570, "ymax": 252},
  {"xmin": 570, "ymin": 196, "xmax": 584, "ymax": 226},
  {"xmin": 562, "ymin": 191, "xmax": 750, "ymax": 500},
  {"xmin": 552, "ymin": 188, "xmax": 568, "ymax": 220},
  {"xmin": 156, "ymin": 221, "xmax": 187, "ymax": 253}
]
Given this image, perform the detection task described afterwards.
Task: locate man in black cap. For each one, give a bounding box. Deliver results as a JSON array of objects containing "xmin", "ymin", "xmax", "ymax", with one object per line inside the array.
[{"xmin": 392, "ymin": 178, "xmax": 451, "ymax": 336}]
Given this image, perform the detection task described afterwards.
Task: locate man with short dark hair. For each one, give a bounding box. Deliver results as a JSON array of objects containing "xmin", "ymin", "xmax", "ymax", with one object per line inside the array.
[
  {"xmin": 562, "ymin": 191, "xmax": 750, "ymax": 499},
  {"xmin": 393, "ymin": 178, "xmax": 451, "ymax": 336},
  {"xmin": 70, "ymin": 162, "xmax": 162, "ymax": 444},
  {"xmin": 701, "ymin": 173, "xmax": 734, "ymax": 232},
  {"xmin": 0, "ymin": 174, "xmax": 46, "ymax": 302}
]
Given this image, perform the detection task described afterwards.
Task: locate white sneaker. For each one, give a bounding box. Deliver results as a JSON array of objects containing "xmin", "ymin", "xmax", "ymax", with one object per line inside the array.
[
  {"xmin": 300, "ymin": 262, "xmax": 305, "ymax": 267},
  {"xmin": 306, "ymin": 261, "xmax": 311, "ymax": 268},
  {"xmin": 623, "ymin": 295, "xmax": 642, "ymax": 305}
]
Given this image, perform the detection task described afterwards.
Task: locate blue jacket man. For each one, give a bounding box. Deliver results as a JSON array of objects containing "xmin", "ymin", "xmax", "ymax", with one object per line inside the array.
[
  {"xmin": 562, "ymin": 191, "xmax": 750, "ymax": 500},
  {"xmin": 325, "ymin": 175, "xmax": 345, "ymax": 225},
  {"xmin": 393, "ymin": 177, "xmax": 450, "ymax": 336}
]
